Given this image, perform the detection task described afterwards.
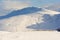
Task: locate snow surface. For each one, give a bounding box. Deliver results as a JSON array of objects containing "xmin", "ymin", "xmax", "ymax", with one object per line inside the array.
[
  {"xmin": 0, "ymin": 31, "xmax": 60, "ymax": 40},
  {"xmin": 0, "ymin": 7, "xmax": 60, "ymax": 40}
]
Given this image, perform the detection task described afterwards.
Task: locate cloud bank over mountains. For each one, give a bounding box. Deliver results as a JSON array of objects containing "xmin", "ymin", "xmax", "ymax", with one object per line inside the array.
[{"xmin": 0, "ymin": 1, "xmax": 30, "ymax": 16}]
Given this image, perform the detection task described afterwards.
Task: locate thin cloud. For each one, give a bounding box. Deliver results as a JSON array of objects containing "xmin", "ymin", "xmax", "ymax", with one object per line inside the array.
[
  {"xmin": 2, "ymin": 1, "xmax": 30, "ymax": 10},
  {"xmin": 0, "ymin": 1, "xmax": 30, "ymax": 16}
]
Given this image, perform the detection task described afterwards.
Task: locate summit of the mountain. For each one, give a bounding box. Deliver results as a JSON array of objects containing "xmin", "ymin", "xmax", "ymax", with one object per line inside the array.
[{"xmin": 0, "ymin": 7, "xmax": 43, "ymax": 19}]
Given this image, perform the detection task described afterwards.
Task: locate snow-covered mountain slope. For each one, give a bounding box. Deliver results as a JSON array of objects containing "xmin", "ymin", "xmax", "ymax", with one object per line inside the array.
[
  {"xmin": 0, "ymin": 12, "xmax": 43, "ymax": 32},
  {"xmin": 0, "ymin": 7, "xmax": 41, "ymax": 19},
  {"xmin": 0, "ymin": 7, "xmax": 60, "ymax": 32},
  {"xmin": 38, "ymin": 8, "xmax": 60, "ymax": 15}
]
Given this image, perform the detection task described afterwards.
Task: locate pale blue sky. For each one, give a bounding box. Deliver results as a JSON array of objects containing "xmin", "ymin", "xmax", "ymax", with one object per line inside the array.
[
  {"xmin": 20, "ymin": 0, "xmax": 60, "ymax": 7},
  {"xmin": 0, "ymin": 0, "xmax": 60, "ymax": 7}
]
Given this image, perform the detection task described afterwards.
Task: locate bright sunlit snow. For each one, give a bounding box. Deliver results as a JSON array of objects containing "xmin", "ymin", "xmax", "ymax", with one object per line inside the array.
[{"xmin": 0, "ymin": 31, "xmax": 60, "ymax": 40}]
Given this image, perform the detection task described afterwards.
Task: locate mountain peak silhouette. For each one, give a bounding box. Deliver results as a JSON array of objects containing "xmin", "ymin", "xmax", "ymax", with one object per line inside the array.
[{"xmin": 0, "ymin": 7, "xmax": 42, "ymax": 19}]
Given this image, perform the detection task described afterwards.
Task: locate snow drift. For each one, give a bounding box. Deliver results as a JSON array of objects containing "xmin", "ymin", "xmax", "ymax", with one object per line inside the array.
[{"xmin": 0, "ymin": 31, "xmax": 60, "ymax": 40}]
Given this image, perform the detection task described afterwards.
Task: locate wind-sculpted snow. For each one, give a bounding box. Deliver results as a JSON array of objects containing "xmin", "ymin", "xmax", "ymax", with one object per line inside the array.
[{"xmin": 27, "ymin": 14, "xmax": 60, "ymax": 30}]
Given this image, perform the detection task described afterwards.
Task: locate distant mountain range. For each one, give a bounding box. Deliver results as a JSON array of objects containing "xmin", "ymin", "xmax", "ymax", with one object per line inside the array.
[{"xmin": 0, "ymin": 7, "xmax": 42, "ymax": 19}]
